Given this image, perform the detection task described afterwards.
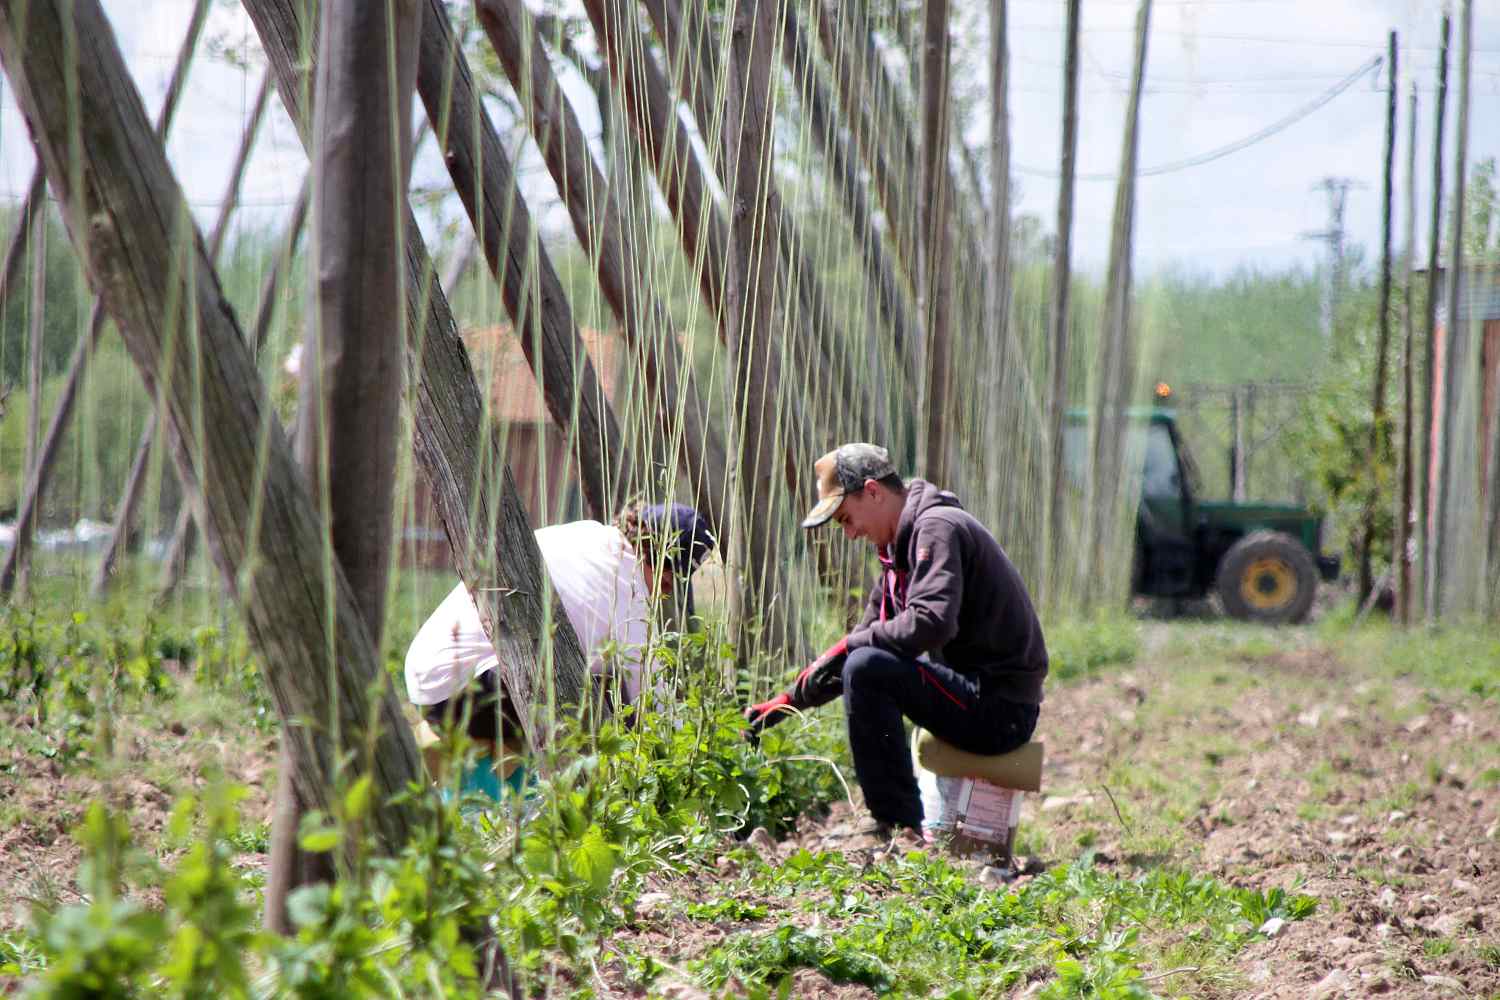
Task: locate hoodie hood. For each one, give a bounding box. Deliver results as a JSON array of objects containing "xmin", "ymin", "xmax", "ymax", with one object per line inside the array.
[{"xmin": 887, "ymin": 478, "xmax": 964, "ymax": 570}]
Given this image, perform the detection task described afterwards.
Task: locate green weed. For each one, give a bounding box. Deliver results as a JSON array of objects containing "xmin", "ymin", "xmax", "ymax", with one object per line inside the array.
[
  {"xmin": 1046, "ymin": 616, "xmax": 1140, "ymax": 683},
  {"xmin": 686, "ymin": 849, "xmax": 1316, "ymax": 997}
]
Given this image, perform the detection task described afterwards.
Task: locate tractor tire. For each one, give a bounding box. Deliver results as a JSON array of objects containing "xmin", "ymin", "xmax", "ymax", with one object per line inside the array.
[{"xmin": 1215, "ymin": 530, "xmax": 1319, "ymax": 624}]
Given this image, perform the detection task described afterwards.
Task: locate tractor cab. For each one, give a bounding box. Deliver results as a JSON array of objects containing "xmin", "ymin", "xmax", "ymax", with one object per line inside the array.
[{"xmin": 1064, "ymin": 386, "xmax": 1339, "ymax": 623}]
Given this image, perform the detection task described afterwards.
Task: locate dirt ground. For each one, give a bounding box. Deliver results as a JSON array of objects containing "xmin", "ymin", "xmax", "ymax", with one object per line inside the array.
[
  {"xmin": 1037, "ymin": 640, "xmax": 1498, "ymax": 998},
  {"xmin": 600, "ymin": 630, "xmax": 1500, "ymax": 999},
  {"xmin": 2, "ymin": 628, "xmax": 1497, "ymax": 998},
  {"xmin": 0, "ymin": 687, "xmax": 278, "ymax": 944}
]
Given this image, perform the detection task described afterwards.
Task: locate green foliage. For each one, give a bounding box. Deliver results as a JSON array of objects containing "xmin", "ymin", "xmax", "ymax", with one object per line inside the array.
[
  {"xmin": 20, "ymin": 785, "xmax": 512, "ymax": 999},
  {"xmin": 1322, "ymin": 621, "xmax": 1500, "ymax": 701},
  {"xmin": 1457, "ymin": 158, "xmax": 1500, "ymax": 260},
  {"xmin": 1044, "ymin": 616, "xmax": 1140, "ymax": 683},
  {"xmin": 0, "ymin": 606, "xmax": 177, "ymax": 762},
  {"xmin": 0, "ymin": 211, "xmax": 83, "ymax": 389},
  {"xmin": 691, "ymin": 849, "xmax": 1316, "ymax": 997},
  {"xmin": 0, "ymin": 341, "xmax": 155, "ymax": 523},
  {"xmin": 5, "ymin": 616, "xmax": 852, "ymax": 997},
  {"xmin": 26, "ymin": 803, "xmax": 165, "ymax": 1000},
  {"xmin": 2, "ymin": 599, "xmax": 1333, "ymax": 1000},
  {"xmin": 1142, "ymin": 266, "xmax": 1326, "ymax": 388}
]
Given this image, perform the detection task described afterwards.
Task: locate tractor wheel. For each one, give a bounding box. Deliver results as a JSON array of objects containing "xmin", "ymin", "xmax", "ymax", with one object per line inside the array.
[{"xmin": 1215, "ymin": 531, "xmax": 1319, "ymax": 624}]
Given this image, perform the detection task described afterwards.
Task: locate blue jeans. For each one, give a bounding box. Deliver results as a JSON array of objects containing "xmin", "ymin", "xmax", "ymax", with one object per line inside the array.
[{"xmin": 842, "ymin": 646, "xmax": 1039, "ymax": 829}]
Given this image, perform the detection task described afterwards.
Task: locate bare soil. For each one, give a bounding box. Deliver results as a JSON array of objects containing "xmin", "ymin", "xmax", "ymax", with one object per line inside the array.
[
  {"xmin": 2, "ymin": 630, "xmax": 1496, "ymax": 998},
  {"xmin": 0, "ymin": 692, "xmax": 277, "ymax": 945},
  {"xmin": 1038, "ymin": 642, "xmax": 1499, "ymax": 998},
  {"xmin": 600, "ymin": 632, "xmax": 1499, "ymax": 999}
]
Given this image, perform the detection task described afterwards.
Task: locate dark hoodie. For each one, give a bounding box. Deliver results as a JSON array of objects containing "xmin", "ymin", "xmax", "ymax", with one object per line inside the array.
[{"xmin": 845, "ymin": 479, "xmax": 1048, "ymax": 705}]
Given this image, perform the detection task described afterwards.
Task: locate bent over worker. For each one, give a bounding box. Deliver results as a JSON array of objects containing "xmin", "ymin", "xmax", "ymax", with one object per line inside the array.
[
  {"xmin": 406, "ymin": 502, "xmax": 714, "ymax": 797},
  {"xmin": 746, "ymin": 444, "xmax": 1047, "ymax": 838}
]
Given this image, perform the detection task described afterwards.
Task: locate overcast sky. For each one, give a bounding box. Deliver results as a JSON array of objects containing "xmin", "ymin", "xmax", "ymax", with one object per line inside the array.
[{"xmin": 0, "ymin": 0, "xmax": 1496, "ymax": 281}]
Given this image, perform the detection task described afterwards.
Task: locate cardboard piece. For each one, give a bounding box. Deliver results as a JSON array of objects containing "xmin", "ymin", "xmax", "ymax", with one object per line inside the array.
[{"xmin": 914, "ymin": 731, "xmax": 1045, "ymax": 791}]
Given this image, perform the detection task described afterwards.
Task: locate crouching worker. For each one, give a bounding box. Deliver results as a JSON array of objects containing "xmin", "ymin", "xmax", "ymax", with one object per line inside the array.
[
  {"xmin": 406, "ymin": 502, "xmax": 714, "ymax": 802},
  {"xmin": 745, "ymin": 444, "xmax": 1047, "ymax": 844}
]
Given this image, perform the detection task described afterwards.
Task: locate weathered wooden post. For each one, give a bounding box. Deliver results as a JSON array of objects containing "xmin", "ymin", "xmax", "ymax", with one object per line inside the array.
[
  {"xmin": 985, "ymin": 0, "xmax": 1014, "ymax": 531},
  {"xmin": 1046, "ymin": 0, "xmax": 1082, "ymax": 608},
  {"xmin": 919, "ymin": 0, "xmax": 955, "ymax": 484},
  {"xmin": 475, "ymin": 0, "xmax": 728, "ymax": 535},
  {"xmin": 263, "ymin": 0, "xmax": 422, "ymax": 934},
  {"xmin": 1397, "ymin": 83, "xmax": 1419, "ymax": 626},
  {"xmin": 0, "ymin": 0, "xmax": 211, "ymax": 598},
  {"xmin": 1358, "ymin": 32, "xmax": 1398, "ymax": 607},
  {"xmin": 1085, "ymin": 0, "xmax": 1151, "ymax": 607},
  {"xmin": 239, "ymin": 0, "xmax": 593, "ymax": 745},
  {"xmin": 1422, "ymin": 14, "xmax": 1451, "ymax": 623},
  {"xmin": 17, "ymin": 212, "xmax": 44, "ymax": 598},
  {"xmin": 717, "ymin": 0, "xmax": 805, "ymax": 658},
  {"xmin": 0, "ymin": 0, "xmax": 426, "ymax": 871},
  {"xmin": 1434, "ymin": 0, "xmax": 1472, "ymax": 618}
]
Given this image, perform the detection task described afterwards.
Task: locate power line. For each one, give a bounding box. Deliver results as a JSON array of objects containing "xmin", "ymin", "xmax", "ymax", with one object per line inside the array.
[
  {"xmin": 1009, "ymin": 23, "xmax": 1500, "ymax": 55},
  {"xmin": 1015, "ymin": 54, "xmax": 1382, "ymax": 181}
]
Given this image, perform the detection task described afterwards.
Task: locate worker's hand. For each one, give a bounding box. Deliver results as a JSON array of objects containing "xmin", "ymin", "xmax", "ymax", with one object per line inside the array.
[
  {"xmin": 744, "ymin": 692, "xmax": 794, "ymax": 736},
  {"xmin": 743, "ymin": 638, "xmax": 852, "ymax": 743},
  {"xmin": 788, "ymin": 638, "xmax": 849, "ymax": 710}
]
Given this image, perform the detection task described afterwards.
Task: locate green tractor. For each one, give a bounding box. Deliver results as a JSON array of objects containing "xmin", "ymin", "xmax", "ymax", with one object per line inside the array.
[{"xmin": 1066, "ymin": 392, "xmax": 1340, "ymax": 623}]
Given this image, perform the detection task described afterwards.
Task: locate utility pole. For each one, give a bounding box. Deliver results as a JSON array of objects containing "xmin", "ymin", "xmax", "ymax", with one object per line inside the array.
[
  {"xmin": 1422, "ymin": 13, "xmax": 1451, "ymax": 623},
  {"xmin": 1301, "ymin": 177, "xmax": 1357, "ymax": 342},
  {"xmin": 1358, "ymin": 32, "xmax": 1398, "ymax": 607}
]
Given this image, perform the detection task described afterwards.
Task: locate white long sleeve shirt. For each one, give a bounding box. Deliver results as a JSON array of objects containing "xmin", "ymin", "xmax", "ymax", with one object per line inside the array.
[{"xmin": 404, "ymin": 520, "xmax": 653, "ymax": 708}]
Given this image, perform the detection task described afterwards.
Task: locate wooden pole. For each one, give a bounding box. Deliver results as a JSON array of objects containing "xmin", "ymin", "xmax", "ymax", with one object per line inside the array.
[
  {"xmin": 1397, "ymin": 83, "xmax": 1419, "ymax": 625},
  {"xmin": 239, "ymin": 0, "xmax": 592, "ymax": 742},
  {"xmin": 643, "ymin": 0, "xmax": 885, "ymax": 447},
  {"xmin": 717, "ymin": 0, "xmax": 805, "ymax": 657},
  {"xmin": 1359, "ymin": 31, "xmax": 1398, "ymax": 607},
  {"xmin": 0, "ymin": 0, "xmax": 426, "ymax": 860},
  {"xmin": 581, "ymin": 0, "xmax": 815, "ymax": 653},
  {"xmin": 415, "ymin": 1, "xmax": 629, "ymax": 522},
  {"xmin": 93, "ymin": 68, "xmax": 275, "ymax": 598},
  {"xmin": 0, "ymin": 171, "xmax": 46, "ymax": 320},
  {"xmin": 476, "ymin": 0, "xmax": 728, "ymax": 535},
  {"xmin": 17, "ymin": 209, "xmax": 45, "ymax": 598},
  {"xmin": 985, "ymin": 0, "xmax": 1013, "ymax": 528},
  {"xmin": 0, "ymin": 0, "xmax": 212, "ymax": 598},
  {"xmin": 919, "ymin": 0, "xmax": 954, "ymax": 484},
  {"xmin": 1046, "ymin": 0, "xmax": 1082, "ymax": 608},
  {"xmin": 264, "ymin": 0, "xmax": 421, "ymax": 934},
  {"xmin": 1435, "ymin": 0, "xmax": 1471, "ymax": 619},
  {"xmin": 780, "ymin": 6, "xmax": 918, "ymax": 373},
  {"xmin": 154, "ymin": 174, "xmax": 312, "ymax": 603},
  {"xmin": 1422, "ymin": 14, "xmax": 1451, "ymax": 623},
  {"xmin": 1085, "ymin": 0, "xmax": 1151, "ymax": 606}
]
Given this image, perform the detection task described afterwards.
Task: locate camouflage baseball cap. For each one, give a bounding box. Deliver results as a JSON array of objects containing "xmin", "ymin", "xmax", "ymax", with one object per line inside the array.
[{"xmin": 801, "ymin": 443, "xmax": 897, "ymax": 529}]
